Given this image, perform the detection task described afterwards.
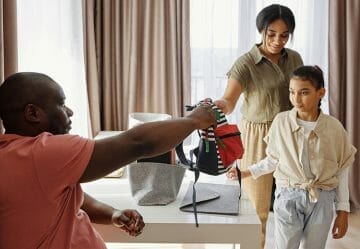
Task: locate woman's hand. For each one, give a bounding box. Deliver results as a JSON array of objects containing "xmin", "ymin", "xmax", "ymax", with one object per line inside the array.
[
  {"xmin": 214, "ymin": 99, "xmax": 230, "ymax": 114},
  {"xmin": 112, "ymin": 209, "xmax": 145, "ymax": 237}
]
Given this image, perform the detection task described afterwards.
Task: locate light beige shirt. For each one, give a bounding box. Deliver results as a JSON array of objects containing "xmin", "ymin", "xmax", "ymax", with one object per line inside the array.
[
  {"xmin": 227, "ymin": 44, "xmax": 303, "ymax": 123},
  {"xmin": 264, "ymin": 108, "xmax": 357, "ymax": 202}
]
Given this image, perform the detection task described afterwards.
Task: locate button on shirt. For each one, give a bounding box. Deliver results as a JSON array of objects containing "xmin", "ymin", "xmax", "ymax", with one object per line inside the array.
[{"xmin": 297, "ymin": 118, "xmax": 316, "ymax": 179}]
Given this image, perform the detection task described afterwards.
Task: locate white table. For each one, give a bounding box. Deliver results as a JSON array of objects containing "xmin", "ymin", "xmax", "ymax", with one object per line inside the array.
[{"xmin": 82, "ymin": 172, "xmax": 261, "ymax": 249}]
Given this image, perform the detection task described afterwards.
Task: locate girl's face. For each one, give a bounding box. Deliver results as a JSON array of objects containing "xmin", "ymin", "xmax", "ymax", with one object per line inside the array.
[
  {"xmin": 289, "ymin": 78, "xmax": 325, "ymax": 119},
  {"xmin": 263, "ymin": 19, "xmax": 290, "ymax": 55}
]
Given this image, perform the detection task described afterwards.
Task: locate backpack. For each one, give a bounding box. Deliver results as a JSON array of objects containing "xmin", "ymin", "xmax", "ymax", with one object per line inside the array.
[{"xmin": 175, "ymin": 98, "xmax": 244, "ymax": 226}]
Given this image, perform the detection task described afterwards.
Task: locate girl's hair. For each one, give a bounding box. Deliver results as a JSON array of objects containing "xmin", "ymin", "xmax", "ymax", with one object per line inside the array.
[
  {"xmin": 256, "ymin": 4, "xmax": 296, "ymax": 36},
  {"xmin": 291, "ymin": 65, "xmax": 325, "ymax": 107},
  {"xmin": 291, "ymin": 65, "xmax": 325, "ymax": 90}
]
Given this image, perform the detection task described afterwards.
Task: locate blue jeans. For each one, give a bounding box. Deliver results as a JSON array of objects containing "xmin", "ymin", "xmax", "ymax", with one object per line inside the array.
[{"xmin": 274, "ymin": 187, "xmax": 335, "ymax": 249}]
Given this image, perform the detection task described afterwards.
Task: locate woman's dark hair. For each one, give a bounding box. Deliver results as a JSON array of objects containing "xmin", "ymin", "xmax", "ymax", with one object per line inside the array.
[
  {"xmin": 291, "ymin": 65, "xmax": 324, "ymax": 90},
  {"xmin": 256, "ymin": 4, "xmax": 296, "ymax": 34},
  {"xmin": 291, "ymin": 65, "xmax": 325, "ymax": 107}
]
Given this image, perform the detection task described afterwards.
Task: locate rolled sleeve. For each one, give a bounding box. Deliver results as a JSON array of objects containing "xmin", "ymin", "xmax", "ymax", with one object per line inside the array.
[
  {"xmin": 249, "ymin": 156, "xmax": 278, "ymax": 179},
  {"xmin": 335, "ymin": 167, "xmax": 350, "ymax": 212}
]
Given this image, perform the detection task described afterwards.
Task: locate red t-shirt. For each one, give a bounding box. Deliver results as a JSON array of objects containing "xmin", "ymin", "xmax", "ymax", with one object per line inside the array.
[{"xmin": 0, "ymin": 132, "xmax": 106, "ymax": 249}]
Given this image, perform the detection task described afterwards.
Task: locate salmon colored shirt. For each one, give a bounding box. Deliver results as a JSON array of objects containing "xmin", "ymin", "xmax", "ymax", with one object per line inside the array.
[{"xmin": 0, "ymin": 132, "xmax": 106, "ymax": 249}]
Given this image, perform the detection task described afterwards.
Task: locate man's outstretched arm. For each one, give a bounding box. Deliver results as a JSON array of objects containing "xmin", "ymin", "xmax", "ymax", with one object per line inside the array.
[{"xmin": 80, "ymin": 105, "xmax": 216, "ymax": 182}]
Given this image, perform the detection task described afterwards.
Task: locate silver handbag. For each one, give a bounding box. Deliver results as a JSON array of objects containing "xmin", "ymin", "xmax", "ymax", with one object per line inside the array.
[{"xmin": 128, "ymin": 162, "xmax": 186, "ymax": 205}]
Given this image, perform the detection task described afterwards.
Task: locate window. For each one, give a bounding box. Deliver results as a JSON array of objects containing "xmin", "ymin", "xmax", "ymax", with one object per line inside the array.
[
  {"xmin": 190, "ymin": 0, "xmax": 329, "ymax": 126},
  {"xmin": 16, "ymin": 0, "xmax": 329, "ymax": 140},
  {"xmin": 17, "ymin": 0, "xmax": 89, "ymax": 137}
]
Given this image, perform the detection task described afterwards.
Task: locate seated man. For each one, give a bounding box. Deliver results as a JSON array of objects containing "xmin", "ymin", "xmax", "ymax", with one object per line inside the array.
[{"xmin": 0, "ymin": 72, "xmax": 216, "ymax": 249}]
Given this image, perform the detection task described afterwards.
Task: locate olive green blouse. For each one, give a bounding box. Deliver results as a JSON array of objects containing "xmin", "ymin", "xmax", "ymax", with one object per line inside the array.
[{"xmin": 227, "ymin": 44, "xmax": 303, "ymax": 123}]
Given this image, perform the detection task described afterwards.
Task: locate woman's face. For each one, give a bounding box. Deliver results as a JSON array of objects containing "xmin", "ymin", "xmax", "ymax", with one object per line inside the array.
[{"xmin": 263, "ymin": 19, "xmax": 290, "ymax": 55}]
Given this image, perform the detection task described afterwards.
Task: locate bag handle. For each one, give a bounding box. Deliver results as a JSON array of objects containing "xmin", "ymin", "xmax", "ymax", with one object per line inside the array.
[
  {"xmin": 175, "ymin": 141, "xmax": 192, "ymax": 167},
  {"xmin": 175, "ymin": 141, "xmax": 201, "ymax": 227}
]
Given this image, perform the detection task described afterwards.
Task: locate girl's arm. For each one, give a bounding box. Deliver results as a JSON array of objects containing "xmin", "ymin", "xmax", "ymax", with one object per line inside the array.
[
  {"xmin": 242, "ymin": 156, "xmax": 278, "ymax": 179},
  {"xmin": 335, "ymin": 167, "xmax": 350, "ymax": 211},
  {"xmin": 332, "ymin": 167, "xmax": 350, "ymax": 239}
]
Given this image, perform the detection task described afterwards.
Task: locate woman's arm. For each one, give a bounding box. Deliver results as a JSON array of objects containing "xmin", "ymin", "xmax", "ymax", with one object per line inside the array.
[{"xmin": 214, "ymin": 78, "xmax": 243, "ymax": 114}]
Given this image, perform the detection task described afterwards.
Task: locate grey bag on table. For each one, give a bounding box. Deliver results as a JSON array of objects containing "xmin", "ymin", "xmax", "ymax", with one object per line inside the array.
[{"xmin": 128, "ymin": 162, "xmax": 186, "ymax": 206}]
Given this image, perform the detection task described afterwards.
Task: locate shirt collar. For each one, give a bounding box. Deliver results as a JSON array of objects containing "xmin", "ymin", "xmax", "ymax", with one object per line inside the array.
[
  {"xmin": 289, "ymin": 108, "xmax": 300, "ymax": 132},
  {"xmin": 250, "ymin": 44, "xmax": 288, "ymax": 65},
  {"xmin": 289, "ymin": 107, "xmax": 326, "ymax": 134}
]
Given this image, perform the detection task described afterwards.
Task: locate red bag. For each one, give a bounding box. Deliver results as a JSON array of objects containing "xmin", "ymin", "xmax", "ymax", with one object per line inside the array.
[
  {"xmin": 215, "ymin": 124, "xmax": 244, "ymax": 167},
  {"xmin": 176, "ymin": 98, "xmax": 244, "ymax": 175}
]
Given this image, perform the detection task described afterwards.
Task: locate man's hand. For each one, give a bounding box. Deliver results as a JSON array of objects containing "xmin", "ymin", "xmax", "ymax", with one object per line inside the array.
[
  {"xmin": 112, "ymin": 209, "xmax": 145, "ymax": 237},
  {"xmin": 187, "ymin": 104, "xmax": 217, "ymax": 130},
  {"xmin": 332, "ymin": 210, "xmax": 348, "ymax": 239}
]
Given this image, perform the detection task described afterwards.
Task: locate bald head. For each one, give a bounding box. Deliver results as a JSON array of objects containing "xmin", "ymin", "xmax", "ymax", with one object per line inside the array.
[
  {"xmin": 0, "ymin": 72, "xmax": 73, "ymax": 135},
  {"xmin": 0, "ymin": 72, "xmax": 59, "ymax": 115}
]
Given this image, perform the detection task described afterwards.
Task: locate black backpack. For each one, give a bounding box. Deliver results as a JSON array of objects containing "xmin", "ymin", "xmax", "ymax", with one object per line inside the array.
[{"xmin": 175, "ymin": 98, "xmax": 244, "ymax": 226}]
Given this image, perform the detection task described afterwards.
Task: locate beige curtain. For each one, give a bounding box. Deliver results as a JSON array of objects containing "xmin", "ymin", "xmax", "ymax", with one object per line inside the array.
[
  {"xmin": 83, "ymin": 0, "xmax": 190, "ymax": 136},
  {"xmin": 0, "ymin": 0, "xmax": 18, "ymax": 133},
  {"xmin": 329, "ymin": 0, "xmax": 360, "ymax": 212}
]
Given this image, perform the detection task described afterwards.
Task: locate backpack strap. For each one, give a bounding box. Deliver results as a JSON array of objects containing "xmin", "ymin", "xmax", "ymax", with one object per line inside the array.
[
  {"xmin": 175, "ymin": 141, "xmax": 193, "ymax": 168},
  {"xmin": 234, "ymin": 162, "xmax": 242, "ymax": 199},
  {"xmin": 189, "ymin": 149, "xmax": 201, "ymax": 227}
]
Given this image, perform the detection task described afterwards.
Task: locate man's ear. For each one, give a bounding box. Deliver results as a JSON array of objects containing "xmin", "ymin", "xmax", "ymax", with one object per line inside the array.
[{"xmin": 24, "ymin": 104, "xmax": 43, "ymax": 123}]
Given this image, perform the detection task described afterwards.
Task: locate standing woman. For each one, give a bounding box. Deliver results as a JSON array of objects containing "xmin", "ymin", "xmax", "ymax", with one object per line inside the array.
[{"xmin": 215, "ymin": 4, "xmax": 303, "ymax": 248}]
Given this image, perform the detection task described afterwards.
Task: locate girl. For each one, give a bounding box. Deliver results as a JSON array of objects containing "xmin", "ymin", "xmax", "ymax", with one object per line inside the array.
[{"xmin": 242, "ymin": 65, "xmax": 357, "ymax": 249}]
